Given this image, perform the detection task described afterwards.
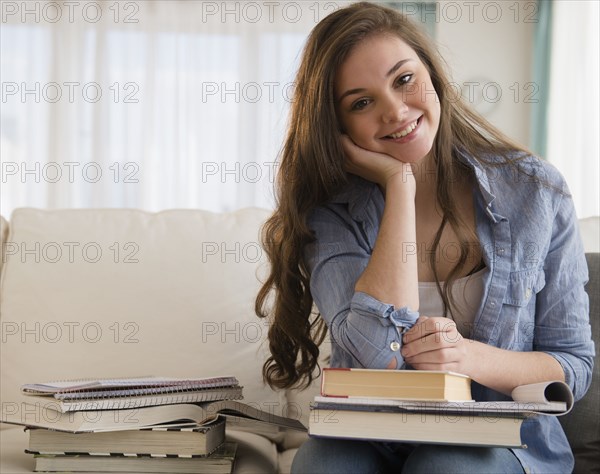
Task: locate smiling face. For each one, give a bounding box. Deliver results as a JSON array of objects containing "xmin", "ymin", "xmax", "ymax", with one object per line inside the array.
[{"xmin": 335, "ymin": 34, "xmax": 441, "ymax": 164}]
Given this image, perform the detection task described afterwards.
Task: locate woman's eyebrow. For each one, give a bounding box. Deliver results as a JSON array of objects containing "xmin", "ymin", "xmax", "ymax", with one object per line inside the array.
[
  {"xmin": 337, "ymin": 58, "xmax": 415, "ymax": 102},
  {"xmin": 386, "ymin": 58, "xmax": 413, "ymax": 78}
]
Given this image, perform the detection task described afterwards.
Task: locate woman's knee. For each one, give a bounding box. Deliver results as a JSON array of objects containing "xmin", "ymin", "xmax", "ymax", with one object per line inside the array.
[
  {"xmin": 291, "ymin": 437, "xmax": 388, "ymax": 474},
  {"xmin": 401, "ymin": 445, "xmax": 524, "ymax": 474}
]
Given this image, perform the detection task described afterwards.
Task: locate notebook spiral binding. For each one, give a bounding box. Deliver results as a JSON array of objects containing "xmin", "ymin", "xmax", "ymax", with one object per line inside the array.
[
  {"xmin": 50, "ymin": 377, "xmax": 239, "ymax": 400},
  {"xmin": 62, "ymin": 388, "xmax": 244, "ymax": 412},
  {"xmin": 55, "ymin": 382, "xmax": 242, "ymax": 401}
]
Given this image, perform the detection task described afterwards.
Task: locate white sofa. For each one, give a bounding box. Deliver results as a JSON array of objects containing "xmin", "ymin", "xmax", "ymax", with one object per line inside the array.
[
  {"xmin": 0, "ymin": 208, "xmax": 328, "ymax": 474},
  {"xmin": 0, "ymin": 208, "xmax": 598, "ymax": 473}
]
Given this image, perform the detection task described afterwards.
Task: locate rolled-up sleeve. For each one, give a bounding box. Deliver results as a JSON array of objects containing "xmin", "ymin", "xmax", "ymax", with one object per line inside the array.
[
  {"xmin": 307, "ymin": 205, "xmax": 419, "ymax": 369},
  {"xmin": 535, "ymin": 181, "xmax": 595, "ymax": 401}
]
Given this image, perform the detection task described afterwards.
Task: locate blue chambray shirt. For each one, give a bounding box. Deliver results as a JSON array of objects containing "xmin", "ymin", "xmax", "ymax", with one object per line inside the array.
[{"xmin": 305, "ymin": 150, "xmax": 595, "ymax": 474}]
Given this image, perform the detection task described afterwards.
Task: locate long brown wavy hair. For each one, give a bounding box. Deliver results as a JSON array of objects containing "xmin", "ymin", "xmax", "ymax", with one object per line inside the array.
[{"xmin": 255, "ymin": 2, "xmax": 530, "ymax": 390}]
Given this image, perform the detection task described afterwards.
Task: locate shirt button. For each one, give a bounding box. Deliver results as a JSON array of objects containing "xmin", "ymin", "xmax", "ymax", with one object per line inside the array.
[
  {"xmin": 525, "ymin": 288, "xmax": 532, "ymax": 298},
  {"xmin": 390, "ymin": 341, "xmax": 400, "ymax": 351},
  {"xmin": 490, "ymin": 301, "xmax": 496, "ymax": 307},
  {"xmin": 496, "ymin": 248, "xmax": 505, "ymax": 256}
]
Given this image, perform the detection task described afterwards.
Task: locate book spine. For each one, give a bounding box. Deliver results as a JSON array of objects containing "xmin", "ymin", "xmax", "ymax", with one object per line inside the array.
[{"xmin": 321, "ymin": 368, "xmax": 350, "ymax": 398}]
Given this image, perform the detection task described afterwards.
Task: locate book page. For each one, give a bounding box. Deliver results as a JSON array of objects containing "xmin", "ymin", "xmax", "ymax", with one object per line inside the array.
[
  {"xmin": 1, "ymin": 399, "xmax": 307, "ymax": 433},
  {"xmin": 313, "ymin": 395, "xmax": 570, "ymax": 415},
  {"xmin": 510, "ymin": 381, "xmax": 574, "ymax": 411},
  {"xmin": 2, "ymin": 402, "xmax": 216, "ymax": 432}
]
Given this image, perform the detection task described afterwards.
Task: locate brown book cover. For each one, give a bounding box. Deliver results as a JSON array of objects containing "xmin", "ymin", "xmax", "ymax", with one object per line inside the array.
[{"xmin": 320, "ymin": 369, "xmax": 473, "ymax": 401}]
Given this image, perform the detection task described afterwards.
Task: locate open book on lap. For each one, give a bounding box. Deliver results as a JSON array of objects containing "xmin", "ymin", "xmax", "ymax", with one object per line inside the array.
[
  {"xmin": 310, "ymin": 379, "xmax": 574, "ymax": 448},
  {"xmin": 2, "ymin": 399, "xmax": 307, "ymax": 433}
]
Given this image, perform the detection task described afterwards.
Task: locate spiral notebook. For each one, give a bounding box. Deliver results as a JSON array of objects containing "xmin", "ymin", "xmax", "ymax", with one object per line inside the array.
[{"xmin": 21, "ymin": 376, "xmax": 243, "ymax": 413}]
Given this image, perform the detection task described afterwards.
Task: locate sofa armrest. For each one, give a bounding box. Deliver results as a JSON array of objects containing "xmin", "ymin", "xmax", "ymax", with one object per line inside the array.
[{"xmin": 558, "ymin": 253, "xmax": 599, "ymax": 474}]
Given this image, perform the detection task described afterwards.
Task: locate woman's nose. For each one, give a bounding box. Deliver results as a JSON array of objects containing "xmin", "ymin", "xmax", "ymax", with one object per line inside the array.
[{"xmin": 381, "ymin": 95, "xmax": 409, "ymax": 123}]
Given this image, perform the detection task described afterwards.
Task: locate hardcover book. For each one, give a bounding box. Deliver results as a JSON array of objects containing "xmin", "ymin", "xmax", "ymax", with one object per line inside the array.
[
  {"xmin": 26, "ymin": 417, "xmax": 226, "ymax": 457},
  {"xmin": 310, "ymin": 404, "xmax": 528, "ymax": 448},
  {"xmin": 32, "ymin": 441, "xmax": 238, "ymax": 473},
  {"xmin": 320, "ymin": 368, "xmax": 473, "ymax": 401}
]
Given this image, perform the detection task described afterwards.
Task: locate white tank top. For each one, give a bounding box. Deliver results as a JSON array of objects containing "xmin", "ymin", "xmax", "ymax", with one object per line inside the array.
[{"xmin": 418, "ymin": 267, "xmax": 487, "ymax": 338}]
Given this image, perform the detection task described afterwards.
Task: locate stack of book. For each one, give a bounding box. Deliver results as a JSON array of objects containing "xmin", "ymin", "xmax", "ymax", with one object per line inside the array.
[
  {"xmin": 5, "ymin": 376, "xmax": 306, "ymax": 473},
  {"xmin": 309, "ymin": 368, "xmax": 574, "ymax": 448},
  {"xmin": 26, "ymin": 419, "xmax": 236, "ymax": 474}
]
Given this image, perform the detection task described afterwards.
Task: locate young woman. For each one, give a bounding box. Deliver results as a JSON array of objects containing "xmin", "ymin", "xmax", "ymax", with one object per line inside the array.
[{"xmin": 255, "ymin": 3, "xmax": 594, "ymax": 473}]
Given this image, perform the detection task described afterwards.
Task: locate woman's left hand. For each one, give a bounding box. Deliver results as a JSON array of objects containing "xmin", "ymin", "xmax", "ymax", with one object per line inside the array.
[{"xmin": 401, "ymin": 316, "xmax": 472, "ymax": 374}]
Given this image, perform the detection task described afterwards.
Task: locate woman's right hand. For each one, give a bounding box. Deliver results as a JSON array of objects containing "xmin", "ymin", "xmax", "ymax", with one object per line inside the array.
[{"xmin": 341, "ymin": 135, "xmax": 416, "ymax": 194}]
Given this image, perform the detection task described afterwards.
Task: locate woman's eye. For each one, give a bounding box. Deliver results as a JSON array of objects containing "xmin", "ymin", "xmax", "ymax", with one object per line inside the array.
[
  {"xmin": 395, "ymin": 74, "xmax": 413, "ymax": 87},
  {"xmin": 351, "ymin": 98, "xmax": 370, "ymax": 111}
]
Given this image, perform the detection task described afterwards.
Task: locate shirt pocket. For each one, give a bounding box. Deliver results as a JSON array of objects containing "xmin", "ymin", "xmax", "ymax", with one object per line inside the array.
[
  {"xmin": 504, "ymin": 269, "xmax": 546, "ymax": 307},
  {"xmin": 502, "ymin": 269, "xmax": 546, "ymax": 350}
]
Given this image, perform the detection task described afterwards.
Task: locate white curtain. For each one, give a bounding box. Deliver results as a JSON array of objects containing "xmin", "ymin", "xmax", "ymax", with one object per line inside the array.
[
  {"xmin": 546, "ymin": 1, "xmax": 600, "ymax": 218},
  {"xmin": 1, "ymin": 1, "xmax": 349, "ymax": 215},
  {"xmin": 6, "ymin": 1, "xmax": 595, "ymax": 218}
]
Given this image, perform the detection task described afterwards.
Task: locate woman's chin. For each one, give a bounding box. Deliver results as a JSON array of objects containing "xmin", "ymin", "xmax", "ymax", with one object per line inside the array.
[
  {"xmin": 388, "ymin": 152, "xmax": 425, "ymax": 164},
  {"xmin": 387, "ymin": 144, "xmax": 434, "ymax": 165}
]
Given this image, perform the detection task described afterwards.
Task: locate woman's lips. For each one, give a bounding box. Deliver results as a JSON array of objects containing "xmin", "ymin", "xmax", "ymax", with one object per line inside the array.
[{"xmin": 382, "ymin": 116, "xmax": 422, "ymax": 141}]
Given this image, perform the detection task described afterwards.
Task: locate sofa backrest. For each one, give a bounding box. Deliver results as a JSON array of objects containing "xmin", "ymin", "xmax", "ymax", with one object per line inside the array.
[
  {"xmin": 0, "ymin": 215, "xmax": 8, "ymax": 276},
  {"xmin": 578, "ymin": 216, "xmax": 600, "ymax": 253},
  {"xmin": 0, "ymin": 208, "xmax": 287, "ymax": 424}
]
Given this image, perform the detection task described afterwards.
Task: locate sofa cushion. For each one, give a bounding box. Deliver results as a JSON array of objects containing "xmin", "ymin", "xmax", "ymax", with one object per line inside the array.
[
  {"xmin": 278, "ymin": 448, "xmax": 299, "ymax": 474},
  {"xmin": 0, "ymin": 208, "xmax": 287, "ymax": 422},
  {"xmin": 558, "ymin": 253, "xmax": 600, "ymax": 474},
  {"xmin": 226, "ymin": 429, "xmax": 279, "ymax": 474},
  {"xmin": 0, "ymin": 425, "xmax": 34, "ymax": 473}
]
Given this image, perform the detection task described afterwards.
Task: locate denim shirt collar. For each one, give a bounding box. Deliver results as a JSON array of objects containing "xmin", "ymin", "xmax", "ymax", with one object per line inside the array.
[
  {"xmin": 454, "ymin": 148, "xmax": 507, "ymax": 224},
  {"xmin": 330, "ymin": 174, "xmax": 379, "ymax": 223}
]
